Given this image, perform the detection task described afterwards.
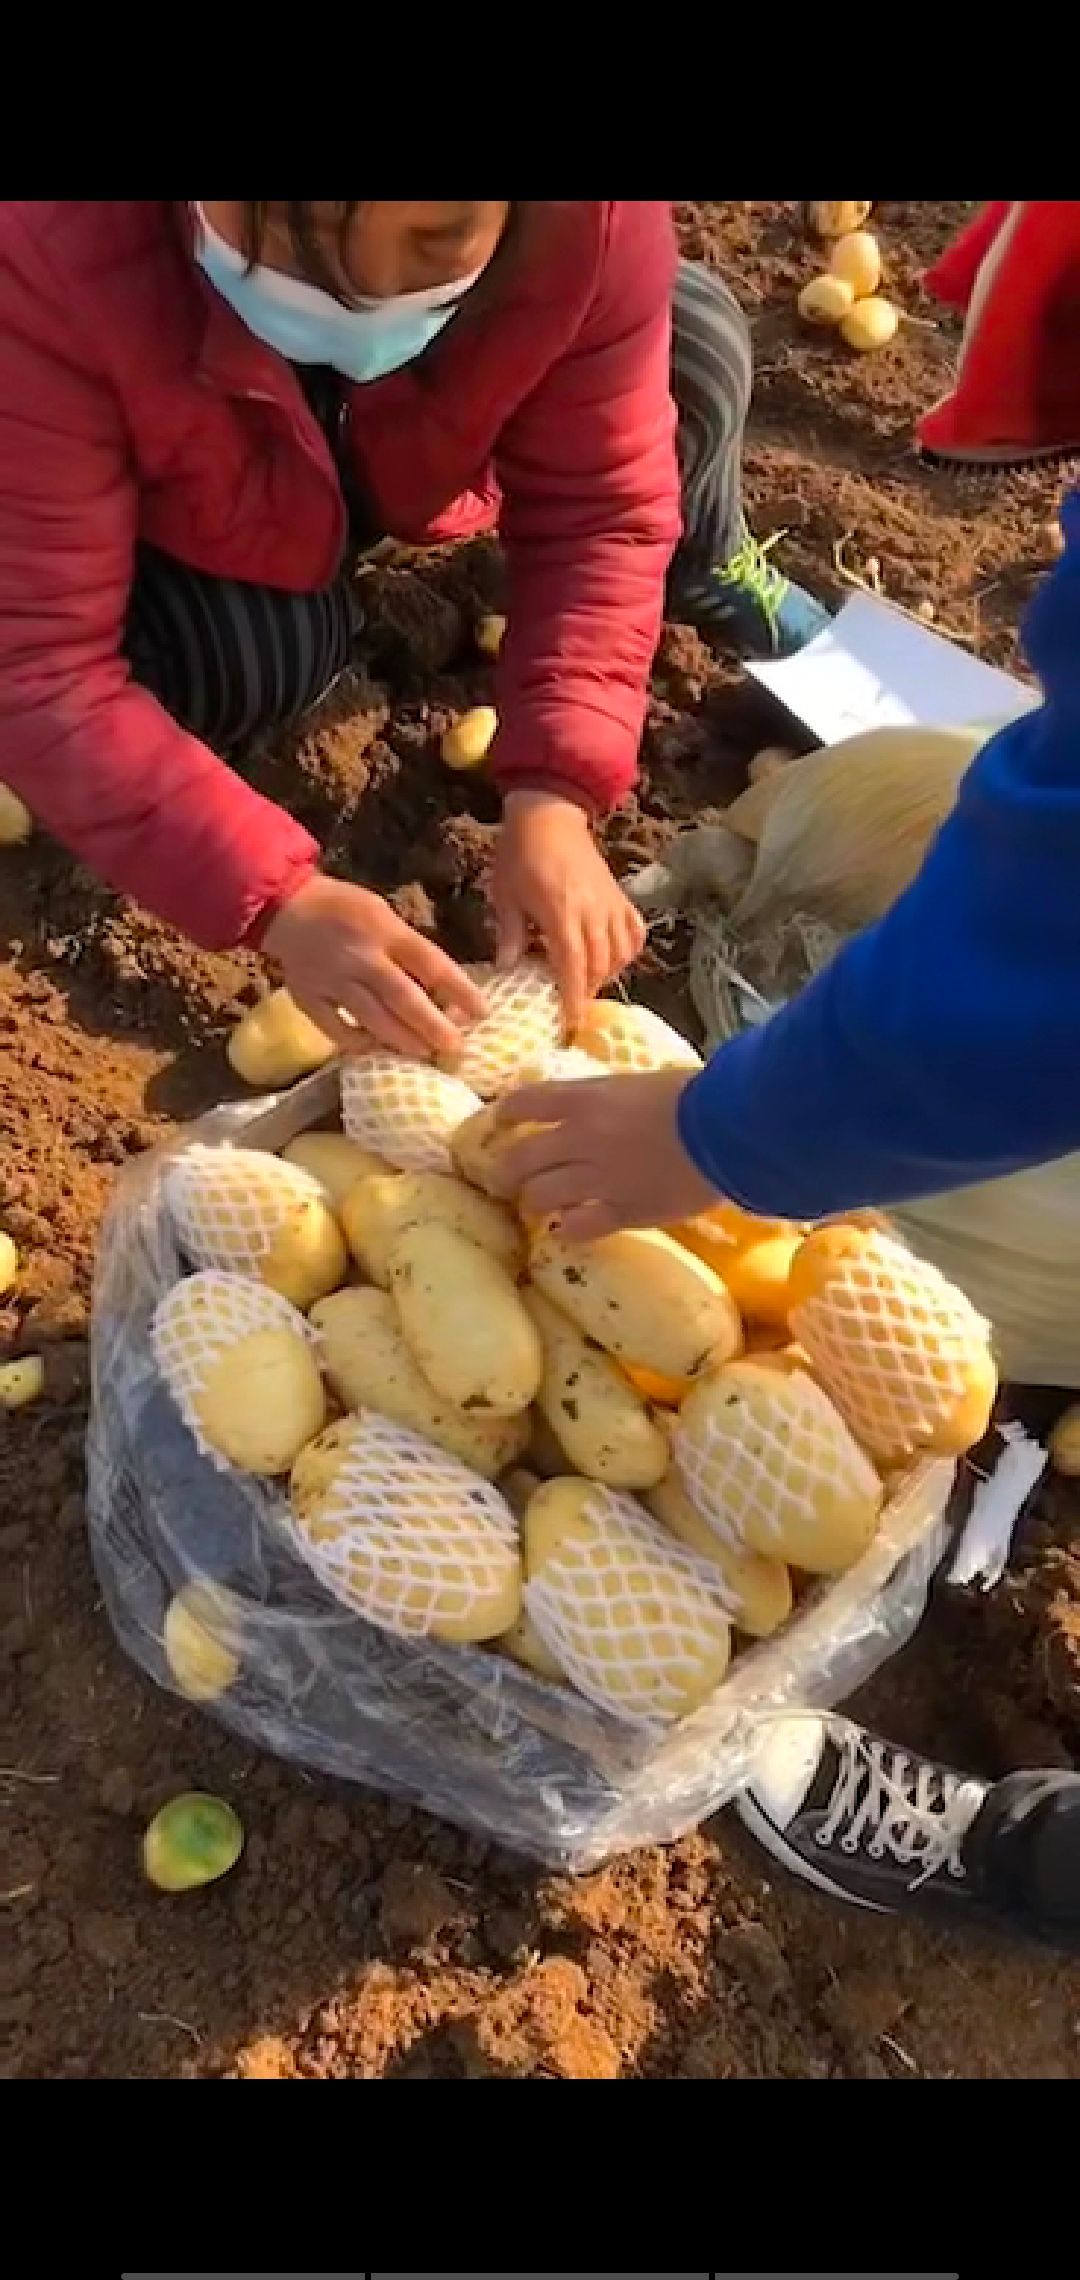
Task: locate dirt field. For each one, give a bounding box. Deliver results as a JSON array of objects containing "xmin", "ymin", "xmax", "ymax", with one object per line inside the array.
[{"xmin": 3, "ymin": 201, "xmax": 1079, "ymax": 2081}]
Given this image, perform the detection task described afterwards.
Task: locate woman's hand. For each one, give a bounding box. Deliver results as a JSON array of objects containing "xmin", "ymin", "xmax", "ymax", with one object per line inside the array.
[
  {"xmin": 490, "ymin": 790, "xmax": 646, "ymax": 1027},
  {"xmin": 493, "ymin": 1067, "xmax": 722, "ymax": 1241},
  {"xmin": 260, "ymin": 874, "xmax": 485, "ymax": 1058}
]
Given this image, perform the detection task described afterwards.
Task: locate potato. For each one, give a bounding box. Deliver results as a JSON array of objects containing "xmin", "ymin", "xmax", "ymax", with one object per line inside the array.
[
  {"xmin": 287, "ymin": 1410, "xmax": 522, "ymax": 1642},
  {"xmin": 143, "ymin": 1792, "xmax": 244, "ymax": 1892},
  {"xmin": 0, "ymin": 1231, "xmax": 19, "ymax": 1297},
  {"xmin": 1049, "ymin": 1403, "xmax": 1080, "ymax": 1477},
  {"xmin": 165, "ymin": 1145, "xmax": 347, "ymax": 1311},
  {"xmin": 340, "ymin": 1052, "xmax": 482, "ymax": 1174},
  {"xmin": 621, "ymin": 1361, "xmax": 694, "ymax": 1407},
  {"xmin": 829, "ymin": 229, "xmax": 881, "ymax": 298},
  {"xmin": 674, "ymin": 1360, "xmax": 883, "ymax": 1574},
  {"xmin": 451, "ymin": 1051, "xmax": 598, "ymax": 1197},
  {"xmin": 644, "ymin": 1473, "xmax": 792, "ymax": 1637},
  {"xmin": 309, "ymin": 1286, "xmax": 529, "ymax": 1477},
  {"xmin": 0, "ymin": 781, "xmax": 32, "ymax": 844},
  {"xmin": 441, "ymin": 705, "xmax": 498, "ymax": 772},
  {"xmin": 797, "ymin": 274, "xmax": 855, "ymax": 326},
  {"xmin": 389, "ymin": 1220, "xmax": 542, "ymax": 1417},
  {"xmin": 227, "ymin": 986, "xmax": 336, "ymax": 1088},
  {"xmin": 572, "ymin": 998, "xmax": 703, "ymax": 1073},
  {"xmin": 0, "ymin": 1354, "xmax": 44, "ymax": 1410},
  {"xmin": 718, "ymin": 1232, "xmax": 801, "ymax": 1327},
  {"xmin": 163, "ymin": 1581, "xmax": 242, "ymax": 1701},
  {"xmin": 493, "ymin": 1606, "xmax": 567, "ymax": 1682},
  {"xmin": 340, "ymin": 1166, "xmax": 522, "ymax": 1288},
  {"xmin": 435, "ymin": 956, "xmax": 565, "ymax": 1098},
  {"xmin": 672, "ymin": 1200, "xmax": 796, "ymax": 1278},
  {"xmin": 475, "ymin": 612, "xmax": 506, "ymax": 657},
  {"xmin": 280, "ymin": 1132, "xmax": 388, "ymax": 1208},
  {"xmin": 153, "ymin": 1271, "xmax": 328, "ymax": 1474},
  {"xmin": 529, "ymin": 1223, "xmax": 742, "ymax": 1382},
  {"xmin": 808, "ymin": 201, "xmax": 873, "ymax": 239},
  {"xmin": 521, "ymin": 1285, "xmax": 669, "ymax": 1490},
  {"xmin": 839, "ymin": 295, "xmax": 899, "ymax": 353},
  {"xmin": 522, "ymin": 1476, "xmax": 733, "ymax": 1724}
]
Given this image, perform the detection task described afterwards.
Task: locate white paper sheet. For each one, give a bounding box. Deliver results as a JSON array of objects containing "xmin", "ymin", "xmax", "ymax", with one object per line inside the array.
[{"xmin": 746, "ymin": 591, "xmax": 1039, "ymax": 747}]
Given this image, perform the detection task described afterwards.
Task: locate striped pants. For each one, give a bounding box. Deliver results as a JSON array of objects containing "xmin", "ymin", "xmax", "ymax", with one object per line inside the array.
[{"xmin": 124, "ymin": 258, "xmax": 751, "ymax": 754}]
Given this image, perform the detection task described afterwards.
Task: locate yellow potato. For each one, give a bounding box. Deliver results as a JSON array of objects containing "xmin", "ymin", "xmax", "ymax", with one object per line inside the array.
[
  {"xmin": 808, "ymin": 201, "xmax": 873, "ymax": 239},
  {"xmin": 621, "ymin": 1361, "xmax": 694, "ymax": 1407},
  {"xmin": 1049, "ymin": 1404, "xmax": 1080, "ymax": 1477},
  {"xmin": 674, "ymin": 1360, "xmax": 883, "ymax": 1574},
  {"xmin": 0, "ymin": 782, "xmax": 32, "ymax": 844},
  {"xmin": 0, "ymin": 1354, "xmax": 44, "ymax": 1410},
  {"xmin": 572, "ymin": 999, "xmax": 703, "ymax": 1073},
  {"xmin": 475, "ymin": 612, "xmax": 507, "ymax": 656},
  {"xmin": 280, "ymin": 1132, "xmax": 388, "ymax": 1209},
  {"xmin": 389, "ymin": 1220, "xmax": 542, "ymax": 1417},
  {"xmin": 829, "ymin": 229, "xmax": 882, "ymax": 298},
  {"xmin": 340, "ymin": 1166, "xmax": 522, "ymax": 1289},
  {"xmin": 435, "ymin": 957, "xmax": 564, "ymax": 1099},
  {"xmin": 451, "ymin": 1100, "xmax": 521, "ymax": 1198},
  {"xmin": 288, "ymin": 1411, "xmax": 522, "ymax": 1642},
  {"xmin": 227, "ymin": 987, "xmax": 336, "ymax": 1088},
  {"xmin": 163, "ymin": 1582, "xmax": 242, "ymax": 1701},
  {"xmin": 165, "ymin": 1145, "xmax": 347, "ymax": 1311},
  {"xmin": 719, "ymin": 1232, "xmax": 801, "ymax": 1327},
  {"xmin": 441, "ymin": 705, "xmax": 498, "ymax": 772},
  {"xmin": 309, "ymin": 1285, "xmax": 529, "ymax": 1477},
  {"xmin": 839, "ymin": 295, "xmax": 899, "ymax": 353},
  {"xmin": 797, "ymin": 273, "xmax": 855, "ymax": 325},
  {"xmin": 672, "ymin": 1200, "xmax": 796, "ymax": 1278},
  {"xmin": 0, "ymin": 1231, "xmax": 19, "ymax": 1297},
  {"xmin": 529, "ymin": 1223, "xmax": 742, "ymax": 1382},
  {"xmin": 522, "ymin": 1476, "xmax": 733, "ymax": 1724},
  {"xmin": 644, "ymin": 1472, "xmax": 792, "ymax": 1637},
  {"xmin": 493, "ymin": 1606, "xmax": 567, "ymax": 1682},
  {"xmin": 194, "ymin": 1326, "xmax": 328, "ymax": 1474},
  {"xmin": 521, "ymin": 1285, "xmax": 669, "ymax": 1490}
]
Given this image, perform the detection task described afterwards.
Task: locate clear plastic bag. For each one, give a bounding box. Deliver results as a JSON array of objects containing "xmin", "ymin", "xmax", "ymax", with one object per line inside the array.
[{"xmin": 86, "ymin": 1068, "xmax": 956, "ymax": 1872}]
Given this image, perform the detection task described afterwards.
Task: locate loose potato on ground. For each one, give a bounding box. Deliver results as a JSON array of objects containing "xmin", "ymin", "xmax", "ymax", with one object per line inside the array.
[
  {"xmin": 309, "ymin": 1286, "xmax": 528, "ymax": 1477},
  {"xmin": 521, "ymin": 1285, "xmax": 669, "ymax": 1490},
  {"xmin": 341, "ymin": 1165, "xmax": 522, "ymax": 1288},
  {"xmin": 165, "ymin": 1145, "xmax": 347, "ymax": 1311},
  {"xmin": 644, "ymin": 1473, "xmax": 792, "ymax": 1638},
  {"xmin": 280, "ymin": 1131, "xmax": 389, "ymax": 1208},
  {"xmin": 288, "ymin": 1411, "xmax": 521, "ymax": 1643},
  {"xmin": 529, "ymin": 1223, "xmax": 741, "ymax": 1382},
  {"xmin": 227, "ymin": 987, "xmax": 336, "ymax": 1088},
  {"xmin": 389, "ymin": 1221, "xmax": 542, "ymax": 1417},
  {"xmin": 0, "ymin": 1354, "xmax": 44, "ymax": 1410},
  {"xmin": 0, "ymin": 1230, "xmax": 19, "ymax": 1296},
  {"xmin": 153, "ymin": 1271, "xmax": 328, "ymax": 1475},
  {"xmin": 674, "ymin": 1359, "xmax": 883, "ymax": 1574},
  {"xmin": 522, "ymin": 1476, "xmax": 733, "ymax": 1725}
]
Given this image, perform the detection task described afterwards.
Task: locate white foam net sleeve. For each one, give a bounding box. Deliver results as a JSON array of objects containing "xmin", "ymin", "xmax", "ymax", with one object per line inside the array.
[
  {"xmin": 672, "ymin": 1370, "xmax": 880, "ymax": 1553},
  {"xmin": 85, "ymin": 1069, "xmax": 958, "ymax": 1872},
  {"xmin": 285, "ymin": 1414, "xmax": 518, "ymax": 1638},
  {"xmin": 340, "ymin": 1053, "xmax": 482, "ymax": 1172},
  {"xmin": 450, "ymin": 959, "xmax": 565, "ymax": 1097},
  {"xmin": 576, "ymin": 1001, "xmax": 704, "ymax": 1073},
  {"xmin": 164, "ymin": 1143, "xmax": 324, "ymax": 1271},
  {"xmin": 525, "ymin": 1488, "xmax": 733, "ymax": 1731},
  {"xmin": 789, "ymin": 1232, "xmax": 991, "ymax": 1460},
  {"xmin": 152, "ymin": 1268, "xmax": 315, "ymax": 1471}
]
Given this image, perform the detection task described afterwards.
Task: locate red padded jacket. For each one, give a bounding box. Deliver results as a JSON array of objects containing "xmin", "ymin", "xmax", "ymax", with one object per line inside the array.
[{"xmin": 0, "ymin": 201, "xmax": 681, "ymax": 948}]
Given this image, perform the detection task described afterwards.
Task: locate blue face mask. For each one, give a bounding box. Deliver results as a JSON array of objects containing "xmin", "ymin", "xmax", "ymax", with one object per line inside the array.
[{"xmin": 194, "ymin": 206, "xmax": 486, "ymax": 384}]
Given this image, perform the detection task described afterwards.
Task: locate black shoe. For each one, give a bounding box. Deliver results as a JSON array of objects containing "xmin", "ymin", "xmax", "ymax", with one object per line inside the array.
[{"xmin": 735, "ymin": 1712, "xmax": 989, "ymax": 1924}]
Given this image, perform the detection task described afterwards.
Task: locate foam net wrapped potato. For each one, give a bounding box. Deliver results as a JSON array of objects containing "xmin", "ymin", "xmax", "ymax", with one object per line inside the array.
[
  {"xmin": 288, "ymin": 1412, "xmax": 521, "ymax": 1643},
  {"xmin": 787, "ymin": 1225, "xmax": 997, "ymax": 1464},
  {"xmin": 573, "ymin": 998, "xmax": 704, "ymax": 1073},
  {"xmin": 152, "ymin": 1269, "xmax": 327, "ymax": 1474},
  {"xmin": 435, "ymin": 957, "xmax": 565, "ymax": 1097},
  {"xmin": 673, "ymin": 1358, "xmax": 884, "ymax": 1574},
  {"xmin": 164, "ymin": 1144, "xmax": 347, "ymax": 1311},
  {"xmin": 340, "ymin": 1052, "xmax": 482, "ymax": 1173}
]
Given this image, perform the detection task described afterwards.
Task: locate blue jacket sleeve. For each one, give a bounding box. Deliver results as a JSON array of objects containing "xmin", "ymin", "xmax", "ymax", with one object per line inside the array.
[{"xmin": 677, "ymin": 491, "xmax": 1080, "ymax": 1219}]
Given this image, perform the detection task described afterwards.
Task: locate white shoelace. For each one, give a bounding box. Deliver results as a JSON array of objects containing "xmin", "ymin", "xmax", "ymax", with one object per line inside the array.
[{"xmin": 814, "ymin": 1721, "xmax": 986, "ymax": 1892}]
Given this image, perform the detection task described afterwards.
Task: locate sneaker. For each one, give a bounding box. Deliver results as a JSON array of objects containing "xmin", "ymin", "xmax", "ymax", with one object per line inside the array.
[
  {"xmin": 735, "ymin": 1711, "xmax": 988, "ymax": 1924},
  {"xmin": 670, "ymin": 530, "xmax": 832, "ymax": 659}
]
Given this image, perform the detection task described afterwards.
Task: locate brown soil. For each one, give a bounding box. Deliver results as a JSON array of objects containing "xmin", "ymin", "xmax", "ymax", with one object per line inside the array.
[{"xmin": 3, "ymin": 202, "xmax": 1079, "ymax": 2082}]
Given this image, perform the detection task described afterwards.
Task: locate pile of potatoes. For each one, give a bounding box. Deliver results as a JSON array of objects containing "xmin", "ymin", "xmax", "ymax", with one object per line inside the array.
[
  {"xmin": 153, "ymin": 962, "xmax": 998, "ymax": 1730},
  {"xmin": 798, "ymin": 203, "xmax": 899, "ymax": 354}
]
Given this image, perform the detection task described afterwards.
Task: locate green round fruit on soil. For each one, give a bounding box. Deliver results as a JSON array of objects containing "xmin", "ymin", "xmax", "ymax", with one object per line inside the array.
[{"xmin": 142, "ymin": 1791, "xmax": 244, "ymax": 1892}]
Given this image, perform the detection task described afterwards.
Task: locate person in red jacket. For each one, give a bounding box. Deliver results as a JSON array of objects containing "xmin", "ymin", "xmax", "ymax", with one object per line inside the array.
[{"xmin": 0, "ymin": 200, "xmax": 827, "ymax": 1055}]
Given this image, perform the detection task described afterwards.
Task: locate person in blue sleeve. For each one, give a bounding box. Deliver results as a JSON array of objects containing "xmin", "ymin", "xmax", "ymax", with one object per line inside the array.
[{"xmin": 492, "ymin": 488, "xmax": 1080, "ymax": 1957}]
